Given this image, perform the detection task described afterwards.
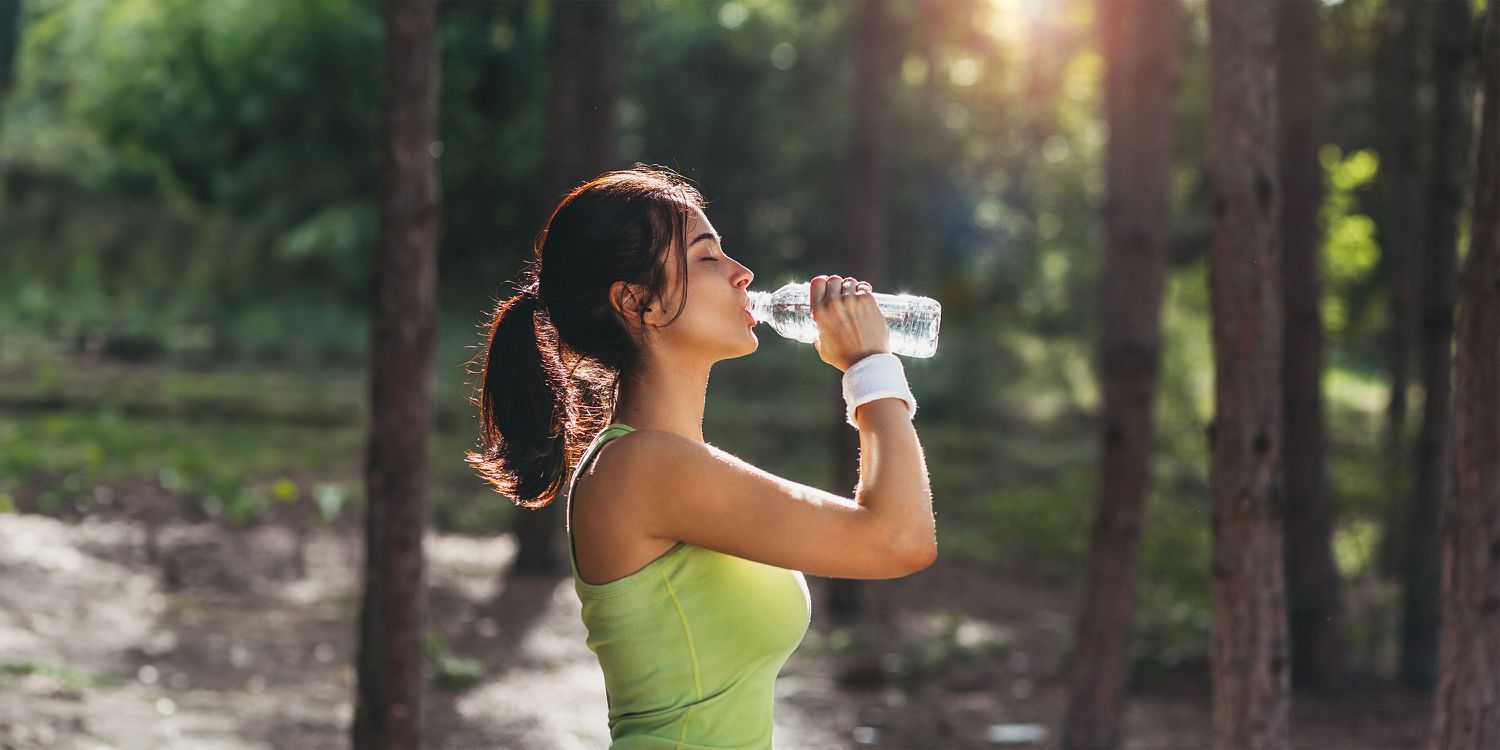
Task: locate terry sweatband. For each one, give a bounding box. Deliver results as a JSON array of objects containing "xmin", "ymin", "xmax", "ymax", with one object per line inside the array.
[{"xmin": 841, "ymin": 352, "xmax": 917, "ymax": 428}]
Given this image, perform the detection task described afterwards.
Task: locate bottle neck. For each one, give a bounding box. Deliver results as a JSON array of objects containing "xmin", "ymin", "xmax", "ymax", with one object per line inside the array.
[{"xmin": 746, "ymin": 290, "xmax": 771, "ymax": 325}]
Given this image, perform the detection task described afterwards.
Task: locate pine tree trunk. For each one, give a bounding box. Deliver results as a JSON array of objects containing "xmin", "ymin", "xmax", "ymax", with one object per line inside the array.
[
  {"xmin": 827, "ymin": 0, "xmax": 891, "ymax": 621},
  {"xmin": 1400, "ymin": 0, "xmax": 1473, "ymax": 692},
  {"xmin": 1060, "ymin": 2, "xmax": 1182, "ymax": 747},
  {"xmin": 353, "ymin": 1, "xmax": 442, "ymax": 747},
  {"xmin": 513, "ymin": 0, "xmax": 619, "ymax": 577},
  {"xmin": 1429, "ymin": 6, "xmax": 1500, "ymax": 747},
  {"xmin": 1277, "ymin": 0, "xmax": 1346, "ymax": 693},
  {"xmin": 1205, "ymin": 2, "xmax": 1291, "ymax": 747},
  {"xmin": 1375, "ymin": 0, "xmax": 1424, "ymax": 579}
]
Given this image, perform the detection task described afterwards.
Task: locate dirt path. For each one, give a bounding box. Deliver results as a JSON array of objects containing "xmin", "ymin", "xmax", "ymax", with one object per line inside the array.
[{"xmin": 0, "ymin": 511, "xmax": 1429, "ymax": 749}]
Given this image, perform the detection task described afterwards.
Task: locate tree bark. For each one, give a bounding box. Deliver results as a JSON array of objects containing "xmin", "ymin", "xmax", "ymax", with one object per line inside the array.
[
  {"xmin": 1374, "ymin": 0, "xmax": 1424, "ymax": 579},
  {"xmin": 1429, "ymin": 6, "xmax": 1500, "ymax": 747},
  {"xmin": 352, "ymin": 1, "xmax": 442, "ymax": 748},
  {"xmin": 1205, "ymin": 2, "xmax": 1291, "ymax": 747},
  {"xmin": 827, "ymin": 0, "xmax": 892, "ymax": 622},
  {"xmin": 512, "ymin": 0, "xmax": 619, "ymax": 577},
  {"xmin": 1277, "ymin": 0, "xmax": 1346, "ymax": 693},
  {"xmin": 1060, "ymin": 2, "xmax": 1182, "ymax": 747},
  {"xmin": 1401, "ymin": 0, "xmax": 1473, "ymax": 692}
]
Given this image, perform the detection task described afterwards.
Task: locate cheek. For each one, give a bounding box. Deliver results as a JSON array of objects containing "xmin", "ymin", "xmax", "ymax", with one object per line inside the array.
[{"xmin": 673, "ymin": 282, "xmax": 734, "ymax": 338}]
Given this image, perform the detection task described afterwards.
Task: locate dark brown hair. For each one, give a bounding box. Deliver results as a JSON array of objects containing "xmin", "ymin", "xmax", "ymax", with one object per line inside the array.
[{"xmin": 465, "ymin": 165, "xmax": 704, "ymax": 509}]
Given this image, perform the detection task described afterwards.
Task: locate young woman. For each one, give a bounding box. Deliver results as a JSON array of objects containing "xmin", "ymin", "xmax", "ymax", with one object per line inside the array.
[{"xmin": 469, "ymin": 166, "xmax": 936, "ymax": 748}]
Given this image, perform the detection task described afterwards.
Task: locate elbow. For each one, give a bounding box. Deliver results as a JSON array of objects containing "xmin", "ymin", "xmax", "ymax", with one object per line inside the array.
[
  {"xmin": 862, "ymin": 491, "xmax": 937, "ymax": 576},
  {"xmin": 887, "ymin": 520, "xmax": 937, "ymax": 575},
  {"xmin": 903, "ymin": 539, "xmax": 937, "ymax": 574}
]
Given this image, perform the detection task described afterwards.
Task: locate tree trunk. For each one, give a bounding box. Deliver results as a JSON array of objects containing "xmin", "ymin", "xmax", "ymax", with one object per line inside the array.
[
  {"xmin": 512, "ymin": 0, "xmax": 619, "ymax": 577},
  {"xmin": 1374, "ymin": 0, "xmax": 1424, "ymax": 579},
  {"xmin": 1429, "ymin": 6, "xmax": 1500, "ymax": 747},
  {"xmin": 1400, "ymin": 0, "xmax": 1474, "ymax": 692},
  {"xmin": 353, "ymin": 1, "xmax": 442, "ymax": 748},
  {"xmin": 541, "ymin": 0, "xmax": 619, "ymax": 205},
  {"xmin": 1205, "ymin": 2, "xmax": 1291, "ymax": 747},
  {"xmin": 827, "ymin": 0, "xmax": 891, "ymax": 622},
  {"xmin": 1277, "ymin": 0, "xmax": 1346, "ymax": 693},
  {"xmin": 1060, "ymin": 2, "xmax": 1182, "ymax": 747}
]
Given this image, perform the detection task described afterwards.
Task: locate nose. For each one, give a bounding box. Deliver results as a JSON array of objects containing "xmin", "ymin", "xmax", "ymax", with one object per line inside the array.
[{"xmin": 733, "ymin": 261, "xmax": 754, "ymax": 289}]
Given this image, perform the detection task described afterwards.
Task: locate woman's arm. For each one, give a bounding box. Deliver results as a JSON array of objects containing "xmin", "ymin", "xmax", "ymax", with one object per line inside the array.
[
  {"xmin": 592, "ymin": 425, "xmax": 935, "ymax": 579},
  {"xmin": 850, "ymin": 397, "xmax": 937, "ymax": 566}
]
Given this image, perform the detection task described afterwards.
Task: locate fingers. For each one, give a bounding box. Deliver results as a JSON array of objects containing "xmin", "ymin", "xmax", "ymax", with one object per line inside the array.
[
  {"xmin": 810, "ymin": 275, "xmax": 873, "ymax": 307},
  {"xmin": 810, "ymin": 275, "xmax": 831, "ymax": 307}
]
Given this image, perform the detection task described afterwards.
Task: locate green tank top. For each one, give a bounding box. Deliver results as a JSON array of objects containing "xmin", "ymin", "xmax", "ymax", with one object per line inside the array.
[{"xmin": 565, "ymin": 423, "xmax": 812, "ymax": 749}]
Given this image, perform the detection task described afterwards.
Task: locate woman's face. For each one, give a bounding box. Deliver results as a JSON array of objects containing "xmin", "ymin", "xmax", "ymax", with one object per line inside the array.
[{"xmin": 629, "ymin": 205, "xmax": 758, "ymax": 365}]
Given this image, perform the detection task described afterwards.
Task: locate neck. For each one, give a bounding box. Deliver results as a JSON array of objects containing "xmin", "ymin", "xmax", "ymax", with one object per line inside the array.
[{"xmin": 611, "ymin": 351, "xmax": 711, "ymax": 443}]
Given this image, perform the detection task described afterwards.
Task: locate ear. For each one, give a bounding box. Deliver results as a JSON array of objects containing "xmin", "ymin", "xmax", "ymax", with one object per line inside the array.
[{"xmin": 609, "ymin": 280, "xmax": 654, "ymax": 327}]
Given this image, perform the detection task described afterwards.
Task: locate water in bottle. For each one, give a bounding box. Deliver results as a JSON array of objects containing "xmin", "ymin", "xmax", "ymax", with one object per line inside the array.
[{"xmin": 746, "ymin": 281, "xmax": 942, "ymax": 358}]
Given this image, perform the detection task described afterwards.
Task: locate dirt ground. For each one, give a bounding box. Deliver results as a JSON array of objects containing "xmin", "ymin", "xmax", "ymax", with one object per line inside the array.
[{"xmin": 0, "ymin": 498, "xmax": 1432, "ymax": 750}]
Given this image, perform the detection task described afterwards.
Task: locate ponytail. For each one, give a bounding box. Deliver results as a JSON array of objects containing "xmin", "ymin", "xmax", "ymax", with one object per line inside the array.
[{"xmin": 466, "ymin": 289, "xmax": 575, "ymax": 509}]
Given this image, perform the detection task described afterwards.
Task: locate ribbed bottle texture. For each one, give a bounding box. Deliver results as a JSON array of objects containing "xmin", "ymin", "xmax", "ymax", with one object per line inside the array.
[{"xmin": 747, "ymin": 281, "xmax": 941, "ymax": 358}]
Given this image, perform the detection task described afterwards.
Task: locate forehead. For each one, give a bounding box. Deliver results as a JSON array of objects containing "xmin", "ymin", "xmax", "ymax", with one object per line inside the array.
[{"xmin": 683, "ymin": 205, "xmax": 714, "ymax": 237}]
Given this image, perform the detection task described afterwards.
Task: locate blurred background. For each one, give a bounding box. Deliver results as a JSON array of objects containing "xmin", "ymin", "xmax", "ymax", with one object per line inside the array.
[{"xmin": 0, "ymin": 0, "xmax": 1485, "ymax": 747}]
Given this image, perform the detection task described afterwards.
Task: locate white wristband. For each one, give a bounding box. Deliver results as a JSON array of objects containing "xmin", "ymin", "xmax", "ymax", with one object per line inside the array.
[{"xmin": 841, "ymin": 352, "xmax": 917, "ymax": 428}]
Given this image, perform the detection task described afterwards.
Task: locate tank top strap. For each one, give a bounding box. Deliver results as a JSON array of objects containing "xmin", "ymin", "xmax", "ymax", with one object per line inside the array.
[{"xmin": 565, "ymin": 423, "xmax": 637, "ymax": 575}]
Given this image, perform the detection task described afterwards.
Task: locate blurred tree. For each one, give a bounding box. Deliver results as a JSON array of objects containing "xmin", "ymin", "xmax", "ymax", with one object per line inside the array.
[
  {"xmin": 1431, "ymin": 5, "xmax": 1499, "ymax": 746},
  {"xmin": 1277, "ymin": 0, "xmax": 1346, "ymax": 693},
  {"xmin": 0, "ymin": 0, "xmax": 18, "ymax": 99},
  {"xmin": 1400, "ymin": 0, "xmax": 1473, "ymax": 693},
  {"xmin": 1062, "ymin": 1, "xmax": 1182, "ymax": 747},
  {"xmin": 434, "ymin": 0, "xmax": 548, "ymax": 302},
  {"xmin": 541, "ymin": 0, "xmax": 618, "ymax": 205},
  {"xmin": 510, "ymin": 0, "xmax": 620, "ymax": 578},
  {"xmin": 825, "ymin": 0, "xmax": 893, "ymax": 624},
  {"xmin": 353, "ymin": 0, "xmax": 441, "ymax": 747},
  {"xmin": 1205, "ymin": 1, "xmax": 1291, "ymax": 747},
  {"xmin": 1374, "ymin": 0, "xmax": 1424, "ymax": 580}
]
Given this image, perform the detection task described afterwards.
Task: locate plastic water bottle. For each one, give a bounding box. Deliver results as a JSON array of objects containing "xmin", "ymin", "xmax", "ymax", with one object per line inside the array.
[{"xmin": 747, "ymin": 281, "xmax": 942, "ymax": 358}]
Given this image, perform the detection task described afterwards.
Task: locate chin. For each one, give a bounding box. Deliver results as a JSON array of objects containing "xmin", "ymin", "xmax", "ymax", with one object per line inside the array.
[{"xmin": 719, "ymin": 330, "xmax": 759, "ymax": 361}]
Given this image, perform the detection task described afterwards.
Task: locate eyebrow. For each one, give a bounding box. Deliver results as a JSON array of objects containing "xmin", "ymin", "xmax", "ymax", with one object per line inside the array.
[{"xmin": 688, "ymin": 232, "xmax": 721, "ymax": 248}]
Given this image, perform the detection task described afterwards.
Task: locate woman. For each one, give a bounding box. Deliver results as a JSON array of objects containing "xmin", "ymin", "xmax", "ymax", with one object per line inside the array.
[{"xmin": 468, "ymin": 166, "xmax": 936, "ymax": 748}]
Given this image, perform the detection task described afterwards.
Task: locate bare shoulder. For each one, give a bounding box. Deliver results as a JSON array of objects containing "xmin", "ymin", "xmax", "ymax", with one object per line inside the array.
[
  {"xmin": 587, "ymin": 428, "xmax": 725, "ymax": 496},
  {"xmin": 574, "ymin": 429, "xmax": 714, "ymax": 548}
]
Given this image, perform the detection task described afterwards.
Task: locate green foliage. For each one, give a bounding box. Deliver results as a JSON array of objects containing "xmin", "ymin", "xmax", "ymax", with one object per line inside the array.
[
  {"xmin": 5, "ymin": 0, "xmax": 382, "ymax": 309},
  {"xmin": 0, "ymin": 405, "xmax": 362, "ymax": 524},
  {"xmin": 978, "ymin": 469, "xmax": 1093, "ymax": 576},
  {"xmin": 1319, "ymin": 145, "xmax": 1384, "ymax": 346},
  {"xmin": 0, "ymin": 0, "xmax": 1128, "ymax": 368},
  {"xmin": 1130, "ymin": 580, "xmax": 1211, "ymax": 673}
]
